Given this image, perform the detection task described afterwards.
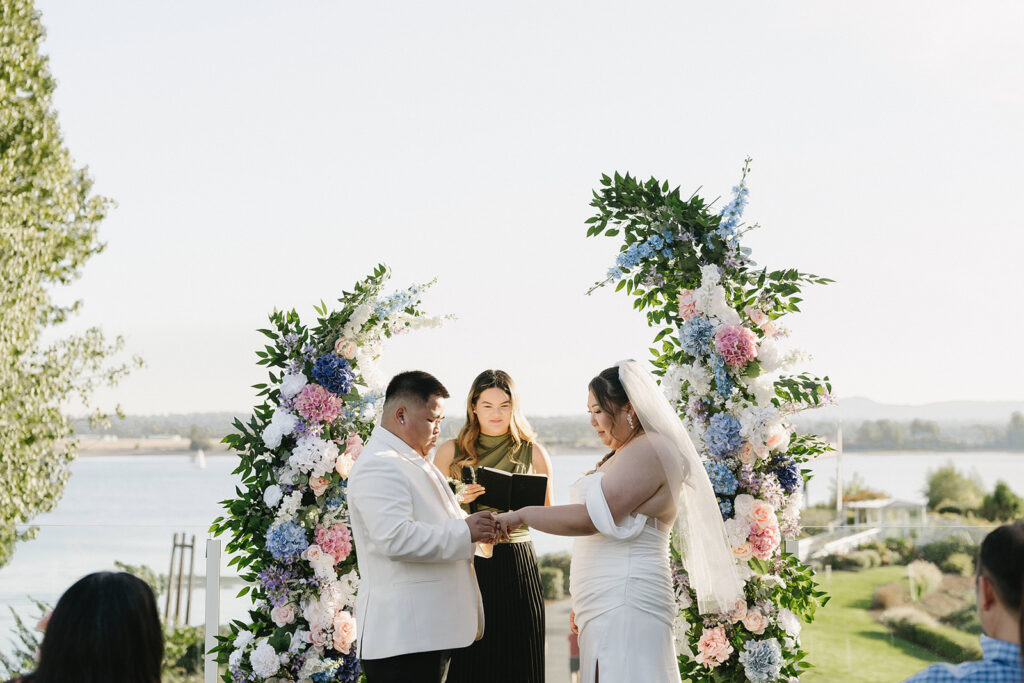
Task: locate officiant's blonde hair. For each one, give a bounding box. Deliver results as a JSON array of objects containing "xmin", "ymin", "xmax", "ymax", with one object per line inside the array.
[{"xmin": 450, "ymin": 369, "xmax": 536, "ymax": 476}]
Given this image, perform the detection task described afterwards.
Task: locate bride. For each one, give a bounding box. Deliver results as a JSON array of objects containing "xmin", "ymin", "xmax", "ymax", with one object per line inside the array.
[{"xmin": 497, "ymin": 360, "xmax": 743, "ymax": 683}]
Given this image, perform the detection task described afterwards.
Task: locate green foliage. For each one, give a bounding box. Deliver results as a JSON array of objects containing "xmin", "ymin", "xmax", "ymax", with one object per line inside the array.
[
  {"xmin": 906, "ymin": 560, "xmax": 944, "ymax": 602},
  {"xmin": 978, "ymin": 480, "xmax": 1023, "ymax": 522},
  {"xmin": 940, "ymin": 552, "xmax": 975, "ymax": 577},
  {"xmin": 0, "ymin": 598, "xmax": 49, "ymax": 678},
  {"xmin": 923, "ymin": 463, "xmax": 984, "ymax": 512},
  {"xmin": 538, "ymin": 566, "xmax": 565, "ymax": 600},
  {"xmin": 538, "ymin": 552, "xmax": 572, "ymax": 595},
  {"xmin": 0, "ymin": 0, "xmax": 141, "ymax": 569},
  {"xmin": 884, "ymin": 615, "xmax": 982, "ymax": 663},
  {"xmin": 920, "ymin": 537, "xmax": 979, "ymax": 568}
]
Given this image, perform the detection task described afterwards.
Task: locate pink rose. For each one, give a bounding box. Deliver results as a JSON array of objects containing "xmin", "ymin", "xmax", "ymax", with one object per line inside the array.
[
  {"xmin": 729, "ymin": 599, "xmax": 748, "ymax": 623},
  {"xmin": 309, "ymin": 476, "xmax": 330, "ymax": 497},
  {"xmin": 271, "ymin": 603, "xmax": 296, "ymax": 627},
  {"xmin": 333, "ymin": 337, "xmax": 357, "ymax": 359},
  {"xmin": 714, "ymin": 325, "xmax": 759, "ymax": 368},
  {"xmin": 750, "ymin": 524, "xmax": 781, "ymax": 560},
  {"xmin": 750, "ymin": 501, "xmax": 777, "ymax": 530},
  {"xmin": 345, "ymin": 433, "xmax": 363, "ymax": 460},
  {"xmin": 678, "ymin": 289, "xmax": 698, "ymax": 321},
  {"xmin": 737, "ymin": 442, "xmax": 756, "ymax": 465},
  {"xmin": 742, "ymin": 609, "xmax": 769, "ymax": 635},
  {"xmin": 335, "ymin": 452, "xmax": 354, "ymax": 478},
  {"xmin": 766, "ymin": 425, "xmax": 790, "ymax": 453},
  {"xmin": 302, "ymin": 544, "xmax": 325, "ymax": 564},
  {"xmin": 309, "ymin": 628, "xmax": 329, "ymax": 650},
  {"xmin": 732, "ymin": 541, "xmax": 754, "ymax": 562},
  {"xmin": 332, "ymin": 610, "xmax": 357, "ymax": 654},
  {"xmin": 753, "ymin": 443, "xmax": 770, "ymax": 461},
  {"xmin": 744, "ymin": 306, "xmax": 769, "ymax": 327},
  {"xmin": 695, "ymin": 626, "xmax": 733, "ymax": 668},
  {"xmin": 761, "ymin": 320, "xmax": 778, "ymax": 337}
]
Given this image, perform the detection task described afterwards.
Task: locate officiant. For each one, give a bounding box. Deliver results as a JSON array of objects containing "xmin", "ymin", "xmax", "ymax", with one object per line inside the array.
[{"xmin": 434, "ymin": 369, "xmax": 553, "ymax": 683}]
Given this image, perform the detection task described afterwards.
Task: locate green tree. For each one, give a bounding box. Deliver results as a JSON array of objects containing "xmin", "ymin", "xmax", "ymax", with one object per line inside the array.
[
  {"xmin": 1008, "ymin": 411, "xmax": 1024, "ymax": 449},
  {"xmin": 923, "ymin": 463, "xmax": 984, "ymax": 512},
  {"xmin": 979, "ymin": 481, "xmax": 1023, "ymax": 522},
  {"xmin": 0, "ymin": 0, "xmax": 138, "ymax": 568}
]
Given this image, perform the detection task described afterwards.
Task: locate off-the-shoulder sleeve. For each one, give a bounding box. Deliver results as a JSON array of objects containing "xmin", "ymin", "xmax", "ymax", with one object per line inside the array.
[{"xmin": 584, "ymin": 471, "xmax": 648, "ymax": 540}]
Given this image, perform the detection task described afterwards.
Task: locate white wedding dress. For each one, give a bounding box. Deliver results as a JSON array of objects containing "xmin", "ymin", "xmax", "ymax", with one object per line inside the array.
[{"xmin": 569, "ymin": 471, "xmax": 682, "ymax": 683}]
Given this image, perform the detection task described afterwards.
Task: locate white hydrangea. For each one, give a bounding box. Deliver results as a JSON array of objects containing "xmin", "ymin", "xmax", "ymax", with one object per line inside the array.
[
  {"xmin": 724, "ymin": 517, "xmax": 751, "ymax": 547},
  {"xmin": 249, "ymin": 640, "xmax": 281, "ymax": 678},
  {"xmin": 758, "ymin": 337, "xmax": 782, "ymax": 372},
  {"xmin": 734, "ymin": 494, "xmax": 755, "ymax": 521},
  {"xmin": 679, "ymin": 362, "xmax": 712, "ymax": 395},
  {"xmin": 263, "ymin": 484, "xmax": 283, "ymax": 508},
  {"xmin": 778, "ymin": 608, "xmax": 802, "ymax": 638},
  {"xmin": 672, "ymin": 613, "xmax": 693, "ymax": 656},
  {"xmin": 233, "ymin": 629, "xmax": 256, "ymax": 650},
  {"xmin": 746, "ymin": 375, "xmax": 778, "ymax": 406},
  {"xmin": 661, "ymin": 364, "xmax": 685, "ymax": 405},
  {"xmin": 280, "ymin": 373, "xmax": 308, "ymax": 399},
  {"xmin": 738, "ymin": 404, "xmax": 781, "ymax": 447},
  {"xmin": 290, "ymin": 435, "xmax": 335, "ymax": 475}
]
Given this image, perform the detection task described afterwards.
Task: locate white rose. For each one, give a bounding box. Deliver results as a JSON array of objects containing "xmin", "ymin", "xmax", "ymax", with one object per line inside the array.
[
  {"xmin": 734, "ymin": 493, "xmax": 756, "ymax": 521},
  {"xmin": 280, "ymin": 373, "xmax": 307, "ymax": 399},
  {"xmin": 778, "ymin": 608, "xmax": 802, "ymax": 638},
  {"xmin": 271, "ymin": 408, "xmax": 298, "ymax": 436},
  {"xmin": 262, "ymin": 423, "xmax": 284, "ymax": 449},
  {"xmin": 228, "ymin": 648, "xmax": 244, "ymax": 668},
  {"xmin": 765, "ymin": 423, "xmax": 791, "ymax": 453},
  {"xmin": 723, "ymin": 517, "xmax": 751, "ymax": 547},
  {"xmin": 249, "ymin": 640, "xmax": 281, "ymax": 678},
  {"xmin": 263, "ymin": 485, "xmax": 283, "ymax": 508},
  {"xmin": 233, "ymin": 629, "xmax": 255, "ymax": 650}
]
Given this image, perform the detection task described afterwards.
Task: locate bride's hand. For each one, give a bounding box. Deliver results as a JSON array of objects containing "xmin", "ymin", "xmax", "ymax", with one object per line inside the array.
[
  {"xmin": 495, "ymin": 511, "xmax": 523, "ymax": 539},
  {"xmin": 459, "ymin": 484, "xmax": 486, "ymax": 504}
]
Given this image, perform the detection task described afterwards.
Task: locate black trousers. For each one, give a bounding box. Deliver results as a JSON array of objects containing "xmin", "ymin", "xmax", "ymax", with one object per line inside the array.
[{"xmin": 361, "ymin": 649, "xmax": 452, "ymax": 683}]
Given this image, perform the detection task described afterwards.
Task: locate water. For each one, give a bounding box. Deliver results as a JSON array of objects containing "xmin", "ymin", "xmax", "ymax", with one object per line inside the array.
[{"xmin": 3, "ymin": 449, "xmax": 1020, "ymax": 653}]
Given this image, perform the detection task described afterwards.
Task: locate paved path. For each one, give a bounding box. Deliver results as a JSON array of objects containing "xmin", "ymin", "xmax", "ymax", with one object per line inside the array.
[{"xmin": 544, "ymin": 598, "xmax": 573, "ymax": 683}]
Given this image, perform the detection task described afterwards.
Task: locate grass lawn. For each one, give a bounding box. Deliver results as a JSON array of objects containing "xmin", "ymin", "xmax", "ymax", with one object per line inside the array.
[{"xmin": 802, "ymin": 566, "xmax": 956, "ymax": 682}]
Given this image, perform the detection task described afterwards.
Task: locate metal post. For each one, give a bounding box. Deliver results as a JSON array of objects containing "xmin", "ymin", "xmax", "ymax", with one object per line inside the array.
[
  {"xmin": 175, "ymin": 531, "xmax": 187, "ymax": 625},
  {"xmin": 165, "ymin": 532, "xmax": 178, "ymax": 620},
  {"xmin": 204, "ymin": 538, "xmax": 221, "ymax": 683},
  {"xmin": 185, "ymin": 534, "xmax": 196, "ymax": 623}
]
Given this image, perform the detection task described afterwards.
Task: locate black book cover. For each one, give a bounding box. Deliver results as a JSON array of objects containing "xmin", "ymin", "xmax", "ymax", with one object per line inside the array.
[{"xmin": 475, "ymin": 467, "xmax": 547, "ymax": 511}]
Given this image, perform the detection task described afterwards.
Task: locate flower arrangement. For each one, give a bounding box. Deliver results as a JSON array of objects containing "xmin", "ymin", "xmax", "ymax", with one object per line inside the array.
[
  {"xmin": 210, "ymin": 265, "xmax": 448, "ymax": 682},
  {"xmin": 586, "ymin": 160, "xmax": 832, "ymax": 681}
]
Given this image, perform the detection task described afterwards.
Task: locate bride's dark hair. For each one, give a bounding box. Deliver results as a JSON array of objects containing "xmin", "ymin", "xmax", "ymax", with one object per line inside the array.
[{"xmin": 588, "ymin": 365, "xmax": 643, "ymax": 471}]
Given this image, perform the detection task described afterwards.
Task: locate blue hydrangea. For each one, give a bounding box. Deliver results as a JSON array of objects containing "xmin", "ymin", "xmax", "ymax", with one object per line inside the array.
[
  {"xmin": 704, "ymin": 413, "xmax": 743, "ymax": 458},
  {"xmin": 773, "ymin": 459, "xmax": 801, "ymax": 493},
  {"xmin": 717, "ymin": 496, "xmax": 733, "ymax": 520},
  {"xmin": 705, "ymin": 460, "xmax": 739, "ymax": 495},
  {"xmin": 312, "ymin": 353, "xmax": 355, "ymax": 396},
  {"xmin": 265, "ymin": 521, "xmax": 308, "ymax": 563},
  {"xmin": 738, "ymin": 638, "xmax": 783, "ymax": 683},
  {"xmin": 326, "ymin": 486, "xmax": 346, "ymax": 510},
  {"xmin": 679, "ymin": 316, "xmax": 716, "ymax": 358},
  {"xmin": 709, "ymin": 352, "xmax": 734, "ymax": 398}
]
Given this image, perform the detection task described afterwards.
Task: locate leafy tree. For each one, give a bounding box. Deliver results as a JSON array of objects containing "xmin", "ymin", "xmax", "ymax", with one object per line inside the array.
[
  {"xmin": 1008, "ymin": 411, "xmax": 1024, "ymax": 449},
  {"xmin": 0, "ymin": 0, "xmax": 138, "ymax": 568},
  {"xmin": 979, "ymin": 481, "xmax": 1023, "ymax": 522},
  {"xmin": 923, "ymin": 463, "xmax": 984, "ymax": 512}
]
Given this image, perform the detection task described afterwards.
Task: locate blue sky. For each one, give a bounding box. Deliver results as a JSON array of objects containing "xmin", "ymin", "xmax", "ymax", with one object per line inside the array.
[{"xmin": 38, "ymin": 1, "xmax": 1024, "ymax": 416}]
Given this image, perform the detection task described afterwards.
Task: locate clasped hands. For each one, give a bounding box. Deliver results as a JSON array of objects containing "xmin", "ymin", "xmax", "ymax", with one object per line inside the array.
[{"xmin": 464, "ymin": 510, "xmax": 525, "ymax": 544}]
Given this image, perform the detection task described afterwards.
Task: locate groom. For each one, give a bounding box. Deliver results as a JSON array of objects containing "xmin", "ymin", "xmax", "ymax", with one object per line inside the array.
[{"xmin": 348, "ymin": 370, "xmax": 499, "ymax": 683}]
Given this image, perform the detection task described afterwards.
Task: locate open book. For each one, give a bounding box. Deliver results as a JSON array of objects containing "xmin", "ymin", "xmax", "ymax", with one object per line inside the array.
[{"xmin": 474, "ymin": 467, "xmax": 548, "ymax": 511}]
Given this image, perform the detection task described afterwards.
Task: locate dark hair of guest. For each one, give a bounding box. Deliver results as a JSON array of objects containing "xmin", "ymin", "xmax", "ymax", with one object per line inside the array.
[
  {"xmin": 384, "ymin": 370, "xmax": 450, "ymax": 407},
  {"xmin": 33, "ymin": 571, "xmax": 163, "ymax": 683},
  {"xmin": 589, "ymin": 365, "xmax": 643, "ymax": 470},
  {"xmin": 977, "ymin": 520, "xmax": 1024, "ymax": 665}
]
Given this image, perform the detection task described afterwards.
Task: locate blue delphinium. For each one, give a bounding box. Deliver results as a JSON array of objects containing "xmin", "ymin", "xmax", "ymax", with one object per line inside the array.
[
  {"xmin": 662, "ymin": 228, "xmax": 676, "ymax": 243},
  {"xmin": 773, "ymin": 458, "xmax": 801, "ymax": 494},
  {"xmin": 648, "ymin": 233, "xmax": 665, "ymax": 250},
  {"xmin": 709, "ymin": 352, "xmax": 734, "ymax": 398},
  {"xmin": 718, "ymin": 181, "xmax": 750, "ymax": 240},
  {"xmin": 705, "ymin": 460, "xmax": 739, "ymax": 495},
  {"xmin": 704, "ymin": 413, "xmax": 743, "ymax": 458},
  {"xmin": 660, "ymin": 248, "xmax": 674, "ymax": 259},
  {"xmin": 615, "ymin": 243, "xmax": 643, "ymax": 270},
  {"xmin": 679, "ymin": 316, "xmax": 715, "ymax": 358},
  {"xmin": 738, "ymin": 638, "xmax": 784, "ymax": 683},
  {"xmin": 717, "ymin": 496, "xmax": 733, "ymax": 520},
  {"xmin": 266, "ymin": 521, "xmax": 308, "ymax": 563},
  {"xmin": 375, "ymin": 285, "xmax": 419, "ymax": 319},
  {"xmin": 312, "ymin": 353, "xmax": 355, "ymax": 396},
  {"xmin": 607, "ymin": 266, "xmax": 624, "ymax": 281},
  {"xmin": 637, "ymin": 242, "xmax": 655, "ymax": 259}
]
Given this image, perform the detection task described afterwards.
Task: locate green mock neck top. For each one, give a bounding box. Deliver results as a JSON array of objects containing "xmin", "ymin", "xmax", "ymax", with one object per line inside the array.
[{"xmin": 459, "ymin": 433, "xmax": 535, "ymax": 543}]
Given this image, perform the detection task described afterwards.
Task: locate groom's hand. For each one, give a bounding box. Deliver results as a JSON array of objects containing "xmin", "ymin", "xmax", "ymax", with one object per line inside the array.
[{"xmin": 465, "ymin": 511, "xmax": 499, "ymax": 543}]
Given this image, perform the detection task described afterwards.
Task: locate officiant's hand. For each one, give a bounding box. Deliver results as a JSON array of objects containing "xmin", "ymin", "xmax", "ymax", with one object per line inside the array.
[
  {"xmin": 465, "ymin": 511, "xmax": 500, "ymax": 543},
  {"xmin": 495, "ymin": 511, "xmax": 523, "ymax": 539},
  {"xmin": 459, "ymin": 483, "xmax": 486, "ymax": 504}
]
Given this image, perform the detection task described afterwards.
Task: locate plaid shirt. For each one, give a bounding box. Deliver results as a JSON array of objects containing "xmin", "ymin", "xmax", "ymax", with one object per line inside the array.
[{"xmin": 904, "ymin": 635, "xmax": 1022, "ymax": 682}]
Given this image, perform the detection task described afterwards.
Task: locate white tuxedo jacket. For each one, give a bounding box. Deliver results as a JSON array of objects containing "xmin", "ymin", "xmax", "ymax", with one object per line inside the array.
[{"xmin": 348, "ymin": 426, "xmax": 485, "ymax": 659}]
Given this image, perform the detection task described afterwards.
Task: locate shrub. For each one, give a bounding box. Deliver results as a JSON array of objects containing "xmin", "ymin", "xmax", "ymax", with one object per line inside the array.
[
  {"xmin": 539, "ymin": 567, "xmax": 565, "ymax": 600},
  {"xmin": 538, "ymin": 552, "xmax": 572, "ymax": 595},
  {"xmin": 885, "ymin": 537, "xmax": 918, "ymax": 564},
  {"xmin": 883, "ymin": 613, "xmax": 983, "ymax": 663},
  {"xmin": 907, "ymin": 560, "xmax": 943, "ymax": 601},
  {"xmin": 921, "ymin": 537, "xmax": 978, "ymax": 567},
  {"xmin": 943, "ymin": 605, "xmax": 982, "ymax": 635},
  {"xmin": 873, "ymin": 581, "xmax": 911, "ymax": 609},
  {"xmin": 941, "ymin": 552, "xmax": 975, "ymax": 577},
  {"xmin": 978, "ymin": 481, "xmax": 1023, "ymax": 522}
]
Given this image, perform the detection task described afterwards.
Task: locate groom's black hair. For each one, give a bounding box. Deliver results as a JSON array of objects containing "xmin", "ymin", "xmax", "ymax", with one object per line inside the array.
[{"xmin": 384, "ymin": 370, "xmax": 450, "ymax": 406}]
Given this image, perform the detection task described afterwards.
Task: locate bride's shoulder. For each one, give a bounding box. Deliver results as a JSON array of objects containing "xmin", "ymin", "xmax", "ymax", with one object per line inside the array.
[{"xmin": 620, "ymin": 433, "xmax": 666, "ymax": 459}]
